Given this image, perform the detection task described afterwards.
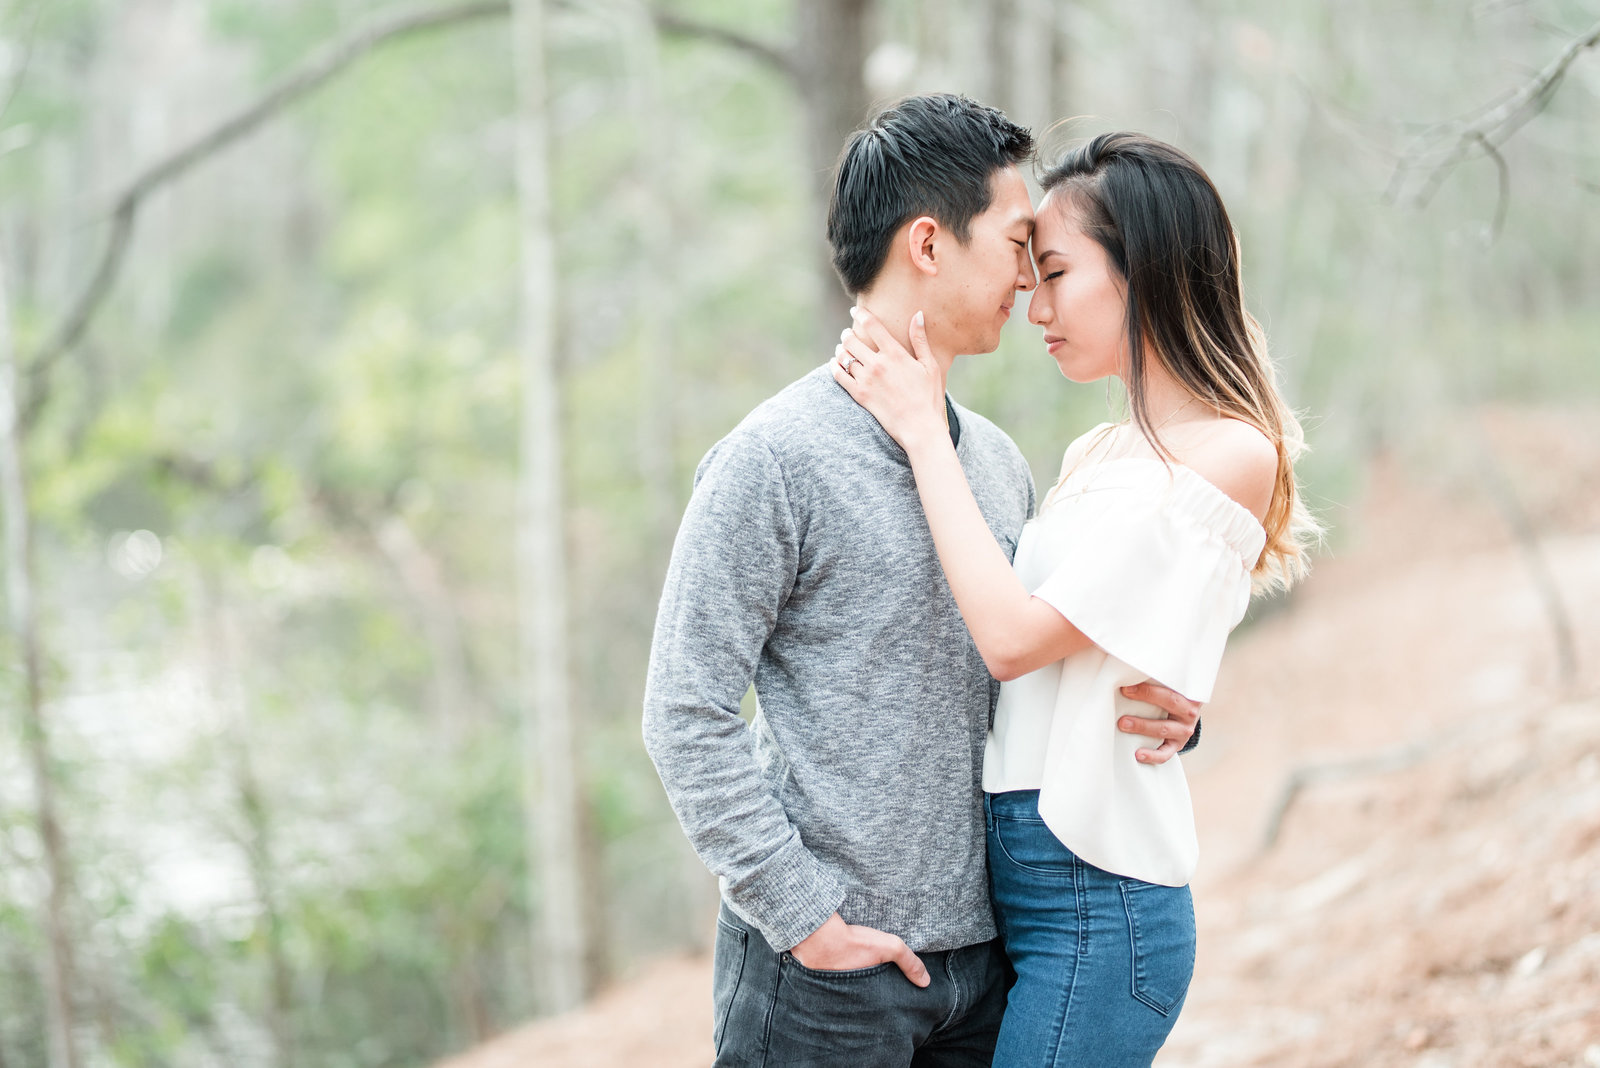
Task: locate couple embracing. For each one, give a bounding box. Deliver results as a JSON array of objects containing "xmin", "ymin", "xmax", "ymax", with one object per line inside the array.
[{"xmin": 643, "ymin": 93, "xmax": 1315, "ymax": 1067}]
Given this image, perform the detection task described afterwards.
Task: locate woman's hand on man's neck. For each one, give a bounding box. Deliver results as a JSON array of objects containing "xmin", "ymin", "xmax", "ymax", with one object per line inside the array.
[{"xmin": 853, "ymin": 290, "xmax": 954, "ymax": 394}]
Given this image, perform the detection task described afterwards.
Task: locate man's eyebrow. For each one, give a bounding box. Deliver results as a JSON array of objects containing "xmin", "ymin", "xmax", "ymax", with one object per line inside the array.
[{"xmin": 1011, "ymin": 213, "xmax": 1035, "ymax": 234}]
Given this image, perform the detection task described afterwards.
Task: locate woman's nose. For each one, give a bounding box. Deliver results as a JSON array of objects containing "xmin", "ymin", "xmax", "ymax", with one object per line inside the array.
[{"xmin": 1028, "ymin": 290, "xmax": 1049, "ymax": 326}]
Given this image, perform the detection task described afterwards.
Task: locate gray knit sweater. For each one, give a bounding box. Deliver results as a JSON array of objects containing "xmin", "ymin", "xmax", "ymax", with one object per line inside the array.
[{"xmin": 642, "ymin": 365, "xmax": 1035, "ymax": 953}]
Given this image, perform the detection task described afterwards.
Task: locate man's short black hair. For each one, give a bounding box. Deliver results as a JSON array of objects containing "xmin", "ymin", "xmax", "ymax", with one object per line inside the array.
[{"xmin": 827, "ymin": 94, "xmax": 1034, "ymax": 295}]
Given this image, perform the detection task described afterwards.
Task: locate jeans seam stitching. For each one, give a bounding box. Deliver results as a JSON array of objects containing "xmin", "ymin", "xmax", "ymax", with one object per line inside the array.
[
  {"xmin": 759, "ymin": 952, "xmax": 783, "ymax": 1068},
  {"xmin": 713, "ymin": 923, "xmax": 749, "ymax": 1053},
  {"xmin": 992, "ymin": 816, "xmax": 1076, "ymax": 877},
  {"xmin": 1074, "ymin": 856, "xmax": 1090, "ymax": 958},
  {"xmin": 990, "ymin": 811, "xmax": 1048, "ymax": 823},
  {"xmin": 1048, "ymin": 860, "xmax": 1085, "ymax": 1062},
  {"xmin": 935, "ymin": 952, "xmax": 961, "ymax": 1034}
]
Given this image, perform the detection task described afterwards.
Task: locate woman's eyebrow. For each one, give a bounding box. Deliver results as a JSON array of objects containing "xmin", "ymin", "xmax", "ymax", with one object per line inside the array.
[{"xmin": 1035, "ymin": 249, "xmax": 1063, "ymax": 265}]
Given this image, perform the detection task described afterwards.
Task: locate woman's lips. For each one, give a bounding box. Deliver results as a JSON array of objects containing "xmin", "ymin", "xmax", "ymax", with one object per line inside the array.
[{"xmin": 1045, "ymin": 335, "xmax": 1065, "ymax": 354}]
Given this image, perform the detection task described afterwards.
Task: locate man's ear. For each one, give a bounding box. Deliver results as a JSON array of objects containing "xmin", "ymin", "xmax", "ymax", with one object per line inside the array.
[{"xmin": 906, "ymin": 215, "xmax": 939, "ymax": 278}]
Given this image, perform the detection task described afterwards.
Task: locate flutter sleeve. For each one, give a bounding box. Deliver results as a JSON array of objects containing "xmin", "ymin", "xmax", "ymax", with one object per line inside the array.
[{"xmin": 1030, "ymin": 465, "xmax": 1266, "ymax": 703}]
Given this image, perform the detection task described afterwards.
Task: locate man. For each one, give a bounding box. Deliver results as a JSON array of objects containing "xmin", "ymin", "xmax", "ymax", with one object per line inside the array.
[{"xmin": 642, "ymin": 94, "xmax": 1201, "ymax": 1067}]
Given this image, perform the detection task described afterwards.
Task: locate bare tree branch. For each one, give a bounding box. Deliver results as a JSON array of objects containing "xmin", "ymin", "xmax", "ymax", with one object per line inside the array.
[
  {"xmin": 1390, "ymin": 17, "xmax": 1600, "ymax": 210},
  {"xmin": 20, "ymin": 0, "xmax": 510, "ymax": 428},
  {"xmin": 1262, "ymin": 738, "xmax": 1433, "ymax": 850},
  {"xmin": 1471, "ymin": 418, "xmax": 1578, "ymax": 687},
  {"xmin": 650, "ymin": 9, "xmax": 800, "ymax": 82},
  {"xmin": 1470, "ymin": 0, "xmax": 1538, "ymax": 20},
  {"xmin": 0, "ymin": 247, "xmax": 80, "ymax": 1068},
  {"xmin": 19, "ymin": 0, "xmax": 799, "ymax": 429},
  {"xmin": 1473, "ymin": 132, "xmax": 1511, "ymax": 241},
  {"xmin": 1260, "ymin": 699, "xmax": 1518, "ymax": 851},
  {"xmin": 556, "ymin": 0, "xmax": 800, "ymax": 79}
]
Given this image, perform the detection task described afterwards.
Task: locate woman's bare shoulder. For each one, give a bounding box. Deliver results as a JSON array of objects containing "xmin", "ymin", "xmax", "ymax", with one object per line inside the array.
[{"xmin": 1173, "ymin": 418, "xmax": 1278, "ymax": 521}]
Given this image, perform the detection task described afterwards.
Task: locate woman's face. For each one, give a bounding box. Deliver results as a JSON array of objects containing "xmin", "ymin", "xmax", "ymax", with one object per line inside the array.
[{"xmin": 1026, "ymin": 191, "xmax": 1129, "ymax": 383}]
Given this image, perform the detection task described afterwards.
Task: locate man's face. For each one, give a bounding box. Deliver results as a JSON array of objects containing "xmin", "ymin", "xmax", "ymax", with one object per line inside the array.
[{"xmin": 928, "ymin": 166, "xmax": 1037, "ymax": 356}]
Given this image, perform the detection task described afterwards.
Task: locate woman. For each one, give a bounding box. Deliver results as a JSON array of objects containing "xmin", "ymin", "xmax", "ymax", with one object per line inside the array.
[{"xmin": 831, "ymin": 132, "xmax": 1318, "ymax": 1065}]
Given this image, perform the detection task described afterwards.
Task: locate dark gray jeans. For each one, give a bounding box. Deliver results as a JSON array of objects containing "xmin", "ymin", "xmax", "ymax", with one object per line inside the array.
[{"xmin": 712, "ymin": 902, "xmax": 1011, "ymax": 1067}]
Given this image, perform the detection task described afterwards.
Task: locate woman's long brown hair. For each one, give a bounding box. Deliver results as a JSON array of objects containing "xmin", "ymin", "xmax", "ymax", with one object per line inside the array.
[{"xmin": 1041, "ymin": 132, "xmax": 1319, "ymax": 592}]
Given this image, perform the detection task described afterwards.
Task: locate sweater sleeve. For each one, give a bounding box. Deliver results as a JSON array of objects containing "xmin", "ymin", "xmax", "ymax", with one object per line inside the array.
[
  {"xmin": 1030, "ymin": 474, "xmax": 1261, "ymax": 703},
  {"xmin": 641, "ymin": 430, "xmax": 846, "ymax": 951}
]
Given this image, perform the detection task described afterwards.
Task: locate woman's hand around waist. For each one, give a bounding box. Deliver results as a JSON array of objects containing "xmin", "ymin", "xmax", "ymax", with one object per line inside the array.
[{"xmin": 1119, "ymin": 681, "xmax": 1201, "ymax": 764}]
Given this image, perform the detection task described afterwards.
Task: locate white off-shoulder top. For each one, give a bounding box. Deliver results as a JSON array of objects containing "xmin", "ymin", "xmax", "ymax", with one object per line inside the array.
[{"xmin": 982, "ymin": 441, "xmax": 1267, "ymax": 887}]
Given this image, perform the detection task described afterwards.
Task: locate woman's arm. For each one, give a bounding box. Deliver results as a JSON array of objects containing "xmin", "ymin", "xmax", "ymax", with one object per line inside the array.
[
  {"xmin": 832, "ymin": 310, "xmax": 1094, "ymax": 682},
  {"xmin": 899, "ymin": 430, "xmax": 1096, "ymax": 681}
]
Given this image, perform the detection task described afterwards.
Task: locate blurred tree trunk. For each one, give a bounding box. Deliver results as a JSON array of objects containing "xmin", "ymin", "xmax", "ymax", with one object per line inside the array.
[
  {"xmin": 511, "ymin": 0, "xmax": 588, "ymax": 1014},
  {"xmin": 1184, "ymin": 0, "xmax": 1223, "ymax": 167},
  {"xmin": 1048, "ymin": 0, "xmax": 1072, "ymax": 127},
  {"xmin": 122, "ymin": 0, "xmax": 176, "ymax": 333},
  {"xmin": 796, "ymin": 0, "xmax": 872, "ymax": 331},
  {"xmin": 238, "ymin": 740, "xmax": 295, "ymax": 1068},
  {"xmin": 0, "ymin": 257, "xmax": 79, "ymax": 1068},
  {"xmin": 1000, "ymin": 0, "xmax": 1057, "ymax": 136},
  {"xmin": 196, "ymin": 584, "xmax": 296, "ymax": 1068},
  {"xmin": 655, "ymin": 0, "xmax": 877, "ymax": 341},
  {"xmin": 915, "ymin": 0, "xmax": 951, "ymax": 80},
  {"xmin": 982, "ymin": 0, "xmax": 1017, "ymax": 116}
]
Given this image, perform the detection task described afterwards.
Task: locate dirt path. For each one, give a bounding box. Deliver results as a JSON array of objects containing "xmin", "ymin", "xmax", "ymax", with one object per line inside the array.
[
  {"xmin": 1162, "ymin": 458, "xmax": 1600, "ymax": 1066},
  {"xmin": 443, "ymin": 408, "xmax": 1600, "ymax": 1068}
]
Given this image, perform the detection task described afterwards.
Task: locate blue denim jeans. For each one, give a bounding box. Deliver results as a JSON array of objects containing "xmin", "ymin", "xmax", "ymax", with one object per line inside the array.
[
  {"xmin": 712, "ymin": 902, "xmax": 1011, "ymax": 1067},
  {"xmin": 985, "ymin": 790, "xmax": 1195, "ymax": 1067}
]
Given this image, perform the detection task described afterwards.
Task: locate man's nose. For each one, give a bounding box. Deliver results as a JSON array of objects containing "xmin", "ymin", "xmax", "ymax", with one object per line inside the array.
[{"xmin": 1015, "ymin": 261, "xmax": 1037, "ymax": 292}]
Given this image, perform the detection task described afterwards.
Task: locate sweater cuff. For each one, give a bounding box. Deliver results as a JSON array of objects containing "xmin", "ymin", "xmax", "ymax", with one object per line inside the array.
[
  {"xmin": 723, "ymin": 836, "xmax": 848, "ymax": 952},
  {"xmin": 1178, "ymin": 716, "xmax": 1201, "ymax": 754}
]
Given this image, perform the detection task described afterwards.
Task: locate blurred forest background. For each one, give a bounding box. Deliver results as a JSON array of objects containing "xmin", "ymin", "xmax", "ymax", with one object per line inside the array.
[{"xmin": 0, "ymin": 0, "xmax": 1595, "ymax": 1065}]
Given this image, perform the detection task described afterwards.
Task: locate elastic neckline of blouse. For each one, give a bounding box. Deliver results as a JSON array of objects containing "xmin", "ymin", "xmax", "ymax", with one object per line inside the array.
[{"xmin": 1042, "ymin": 455, "xmax": 1267, "ymax": 558}]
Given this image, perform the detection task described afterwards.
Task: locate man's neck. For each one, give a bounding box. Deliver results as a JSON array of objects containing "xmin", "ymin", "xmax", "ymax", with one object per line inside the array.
[{"xmin": 855, "ymin": 290, "xmax": 953, "ymax": 395}]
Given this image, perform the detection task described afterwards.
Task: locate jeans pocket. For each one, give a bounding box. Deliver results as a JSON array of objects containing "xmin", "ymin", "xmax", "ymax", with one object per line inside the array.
[
  {"xmin": 712, "ymin": 917, "xmax": 748, "ymax": 1051},
  {"xmin": 991, "ymin": 813, "xmax": 1076, "ymax": 877},
  {"xmin": 772, "ymin": 953, "xmax": 909, "ymax": 1052},
  {"xmin": 1119, "ymin": 881, "xmax": 1196, "ymax": 1016},
  {"xmin": 782, "ymin": 952, "xmax": 898, "ymax": 980}
]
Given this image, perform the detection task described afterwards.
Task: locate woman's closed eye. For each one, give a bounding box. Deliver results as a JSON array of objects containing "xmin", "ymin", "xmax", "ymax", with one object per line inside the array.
[{"xmin": 1042, "ymin": 270, "xmax": 1064, "ymax": 283}]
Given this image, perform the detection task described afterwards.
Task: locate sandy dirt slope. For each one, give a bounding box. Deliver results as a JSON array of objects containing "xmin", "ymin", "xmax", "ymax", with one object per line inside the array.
[{"xmin": 439, "ymin": 407, "xmax": 1600, "ymax": 1068}]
